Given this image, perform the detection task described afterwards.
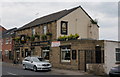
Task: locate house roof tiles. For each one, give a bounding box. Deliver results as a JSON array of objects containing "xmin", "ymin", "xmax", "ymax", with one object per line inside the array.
[{"xmin": 17, "ymin": 6, "xmax": 99, "ymax": 31}]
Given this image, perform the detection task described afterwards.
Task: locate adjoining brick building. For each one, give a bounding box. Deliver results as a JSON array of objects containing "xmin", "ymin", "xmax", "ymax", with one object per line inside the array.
[
  {"xmin": 2, "ymin": 28, "xmax": 17, "ymax": 62},
  {"xmin": 0, "ymin": 25, "xmax": 7, "ymax": 59}
]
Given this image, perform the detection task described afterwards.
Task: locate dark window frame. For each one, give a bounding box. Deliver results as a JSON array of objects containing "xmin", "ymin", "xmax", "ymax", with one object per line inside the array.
[
  {"xmin": 61, "ymin": 21, "xmax": 68, "ymax": 35},
  {"xmin": 116, "ymin": 48, "xmax": 120, "ymax": 62},
  {"xmin": 72, "ymin": 50, "xmax": 77, "ymax": 60},
  {"xmin": 95, "ymin": 46, "xmax": 102, "ymax": 63}
]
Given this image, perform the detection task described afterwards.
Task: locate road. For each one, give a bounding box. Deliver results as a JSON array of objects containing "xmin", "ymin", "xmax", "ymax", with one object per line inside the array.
[{"xmin": 1, "ymin": 62, "xmax": 108, "ymax": 77}]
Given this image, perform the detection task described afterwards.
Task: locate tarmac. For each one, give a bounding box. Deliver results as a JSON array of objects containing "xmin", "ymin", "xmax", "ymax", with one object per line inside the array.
[{"xmin": 1, "ymin": 61, "xmax": 88, "ymax": 75}]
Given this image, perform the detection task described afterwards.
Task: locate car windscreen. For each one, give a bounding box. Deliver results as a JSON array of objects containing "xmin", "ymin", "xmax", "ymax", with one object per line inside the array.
[{"xmin": 32, "ymin": 57, "xmax": 44, "ymax": 62}]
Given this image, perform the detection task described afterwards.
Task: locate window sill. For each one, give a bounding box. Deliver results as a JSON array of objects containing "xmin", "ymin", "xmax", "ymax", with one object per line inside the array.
[
  {"xmin": 115, "ymin": 61, "xmax": 120, "ymax": 64},
  {"xmin": 61, "ymin": 60, "xmax": 70, "ymax": 62}
]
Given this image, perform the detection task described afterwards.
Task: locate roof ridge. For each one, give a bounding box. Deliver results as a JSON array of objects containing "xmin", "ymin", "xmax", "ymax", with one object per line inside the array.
[{"xmin": 17, "ymin": 6, "xmax": 80, "ymax": 31}]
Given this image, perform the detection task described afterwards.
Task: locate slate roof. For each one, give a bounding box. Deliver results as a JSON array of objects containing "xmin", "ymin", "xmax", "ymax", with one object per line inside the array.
[
  {"xmin": 17, "ymin": 6, "xmax": 98, "ymax": 31},
  {"xmin": 2, "ymin": 28, "xmax": 17, "ymax": 38}
]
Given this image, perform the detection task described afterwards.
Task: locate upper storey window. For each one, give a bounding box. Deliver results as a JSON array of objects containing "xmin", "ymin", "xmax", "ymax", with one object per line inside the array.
[
  {"xmin": 43, "ymin": 25, "xmax": 47, "ymax": 34},
  {"xmin": 61, "ymin": 21, "xmax": 68, "ymax": 35},
  {"xmin": 32, "ymin": 28, "xmax": 35, "ymax": 35}
]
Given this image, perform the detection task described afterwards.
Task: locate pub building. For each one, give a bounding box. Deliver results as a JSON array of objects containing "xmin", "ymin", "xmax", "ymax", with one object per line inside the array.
[{"xmin": 13, "ymin": 6, "xmax": 106, "ymax": 73}]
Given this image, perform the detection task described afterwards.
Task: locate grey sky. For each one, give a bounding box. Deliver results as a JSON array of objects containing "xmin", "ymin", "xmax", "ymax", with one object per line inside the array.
[{"xmin": 0, "ymin": 2, "xmax": 118, "ymax": 41}]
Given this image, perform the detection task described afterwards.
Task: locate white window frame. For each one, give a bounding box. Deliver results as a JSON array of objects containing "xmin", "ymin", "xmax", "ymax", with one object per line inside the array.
[
  {"xmin": 32, "ymin": 28, "xmax": 35, "ymax": 35},
  {"xmin": 61, "ymin": 48, "xmax": 71, "ymax": 62},
  {"xmin": 42, "ymin": 49, "xmax": 49, "ymax": 61},
  {"xmin": 43, "ymin": 25, "xmax": 47, "ymax": 34}
]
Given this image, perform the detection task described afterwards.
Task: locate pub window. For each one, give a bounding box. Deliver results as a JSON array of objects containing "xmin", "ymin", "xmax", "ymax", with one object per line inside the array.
[
  {"xmin": 116, "ymin": 48, "xmax": 120, "ymax": 62},
  {"xmin": 25, "ymin": 49, "xmax": 29, "ymax": 57},
  {"xmin": 95, "ymin": 46, "xmax": 102, "ymax": 63},
  {"xmin": 43, "ymin": 25, "xmax": 47, "ymax": 34},
  {"xmin": 61, "ymin": 46, "xmax": 71, "ymax": 62},
  {"xmin": 32, "ymin": 28, "xmax": 35, "ymax": 35},
  {"xmin": 72, "ymin": 50, "xmax": 77, "ymax": 60},
  {"xmin": 42, "ymin": 47, "xmax": 50, "ymax": 61},
  {"xmin": 22, "ymin": 51, "xmax": 24, "ymax": 57},
  {"xmin": 61, "ymin": 21, "xmax": 68, "ymax": 35}
]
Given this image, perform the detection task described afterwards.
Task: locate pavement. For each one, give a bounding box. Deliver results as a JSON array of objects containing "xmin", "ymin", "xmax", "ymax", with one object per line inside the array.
[{"xmin": 2, "ymin": 61, "xmax": 88, "ymax": 75}]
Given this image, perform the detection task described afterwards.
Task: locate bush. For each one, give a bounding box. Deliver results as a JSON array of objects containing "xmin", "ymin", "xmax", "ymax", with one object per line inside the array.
[
  {"xmin": 34, "ymin": 34, "xmax": 40, "ymax": 39},
  {"xmin": 30, "ymin": 35, "xmax": 35, "ymax": 41},
  {"xmin": 26, "ymin": 35, "xmax": 30, "ymax": 41},
  {"xmin": 74, "ymin": 33, "xmax": 79, "ymax": 39},
  {"xmin": 58, "ymin": 36, "xmax": 67, "ymax": 41},
  {"xmin": 41, "ymin": 34, "xmax": 47, "ymax": 40},
  {"xmin": 14, "ymin": 37, "xmax": 20, "ymax": 42},
  {"xmin": 58, "ymin": 34, "xmax": 79, "ymax": 41}
]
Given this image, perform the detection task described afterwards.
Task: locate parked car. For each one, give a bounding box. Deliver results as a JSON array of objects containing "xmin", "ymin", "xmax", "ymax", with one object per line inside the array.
[
  {"xmin": 22, "ymin": 56, "xmax": 52, "ymax": 71},
  {"xmin": 109, "ymin": 65, "xmax": 120, "ymax": 77}
]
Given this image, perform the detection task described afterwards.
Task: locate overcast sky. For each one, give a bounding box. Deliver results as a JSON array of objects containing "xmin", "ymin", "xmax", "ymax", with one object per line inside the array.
[{"xmin": 0, "ymin": 1, "xmax": 118, "ymax": 41}]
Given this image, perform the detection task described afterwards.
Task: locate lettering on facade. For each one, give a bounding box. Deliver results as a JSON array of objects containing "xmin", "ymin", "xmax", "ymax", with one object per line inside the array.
[{"xmin": 51, "ymin": 41, "xmax": 60, "ymax": 47}]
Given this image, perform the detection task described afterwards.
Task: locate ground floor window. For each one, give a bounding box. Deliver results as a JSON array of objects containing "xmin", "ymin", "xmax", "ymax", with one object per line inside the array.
[
  {"xmin": 21, "ymin": 51, "xmax": 24, "ymax": 58},
  {"xmin": 116, "ymin": 48, "xmax": 120, "ymax": 62},
  {"xmin": 25, "ymin": 49, "xmax": 31, "ymax": 57},
  {"xmin": 72, "ymin": 50, "xmax": 77, "ymax": 60},
  {"xmin": 95, "ymin": 46, "xmax": 102, "ymax": 63},
  {"xmin": 60, "ymin": 46, "xmax": 71, "ymax": 62},
  {"xmin": 42, "ymin": 47, "xmax": 50, "ymax": 61},
  {"xmin": 42, "ymin": 50, "xmax": 49, "ymax": 60}
]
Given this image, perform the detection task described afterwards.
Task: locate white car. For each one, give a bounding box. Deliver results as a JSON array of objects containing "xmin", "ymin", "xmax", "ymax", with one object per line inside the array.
[{"xmin": 22, "ymin": 56, "xmax": 52, "ymax": 71}]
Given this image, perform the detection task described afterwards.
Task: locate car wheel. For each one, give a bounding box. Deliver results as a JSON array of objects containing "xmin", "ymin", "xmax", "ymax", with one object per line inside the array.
[
  {"xmin": 33, "ymin": 66, "xmax": 37, "ymax": 72},
  {"xmin": 23, "ymin": 64, "xmax": 26, "ymax": 70}
]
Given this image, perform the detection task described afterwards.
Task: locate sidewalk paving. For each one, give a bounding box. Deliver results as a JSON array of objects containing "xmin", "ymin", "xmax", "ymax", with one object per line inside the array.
[{"xmin": 2, "ymin": 62, "xmax": 88, "ymax": 75}]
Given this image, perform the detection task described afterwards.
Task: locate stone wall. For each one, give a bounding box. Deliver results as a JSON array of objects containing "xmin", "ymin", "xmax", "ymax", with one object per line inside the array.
[
  {"xmin": 86, "ymin": 64, "xmax": 105, "ymax": 75},
  {"xmin": 50, "ymin": 40, "xmax": 104, "ymax": 71}
]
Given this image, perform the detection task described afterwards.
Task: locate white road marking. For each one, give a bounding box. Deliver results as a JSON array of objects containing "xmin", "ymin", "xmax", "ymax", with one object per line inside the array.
[{"xmin": 7, "ymin": 72, "xmax": 17, "ymax": 75}]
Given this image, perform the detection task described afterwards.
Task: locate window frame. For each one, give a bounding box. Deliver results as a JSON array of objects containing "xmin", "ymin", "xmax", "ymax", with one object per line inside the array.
[
  {"xmin": 32, "ymin": 28, "xmax": 35, "ymax": 35},
  {"xmin": 116, "ymin": 48, "xmax": 120, "ymax": 62},
  {"xmin": 43, "ymin": 25, "xmax": 47, "ymax": 34},
  {"xmin": 72, "ymin": 50, "xmax": 77, "ymax": 60},
  {"xmin": 42, "ymin": 47, "xmax": 50, "ymax": 61},
  {"xmin": 61, "ymin": 21, "xmax": 68, "ymax": 35},
  {"xmin": 60, "ymin": 46, "xmax": 71, "ymax": 62}
]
